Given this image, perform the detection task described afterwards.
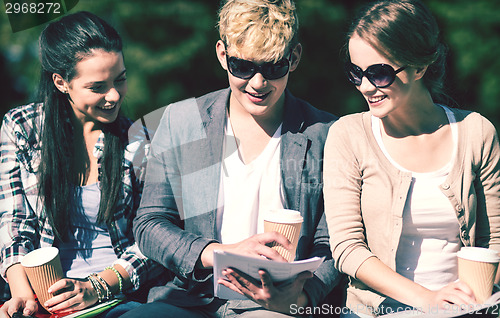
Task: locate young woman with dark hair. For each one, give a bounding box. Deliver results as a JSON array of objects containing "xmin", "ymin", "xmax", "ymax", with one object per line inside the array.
[
  {"xmin": 323, "ymin": 0, "xmax": 500, "ymax": 316},
  {"xmin": 0, "ymin": 11, "xmax": 163, "ymax": 318}
]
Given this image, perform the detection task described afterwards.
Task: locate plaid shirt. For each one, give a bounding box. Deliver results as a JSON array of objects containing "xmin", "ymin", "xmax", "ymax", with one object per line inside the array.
[{"xmin": 0, "ymin": 103, "xmax": 163, "ymax": 292}]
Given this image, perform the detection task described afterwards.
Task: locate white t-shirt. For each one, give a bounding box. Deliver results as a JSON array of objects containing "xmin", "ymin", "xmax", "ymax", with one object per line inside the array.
[
  {"xmin": 216, "ymin": 119, "xmax": 285, "ymax": 244},
  {"xmin": 372, "ymin": 106, "xmax": 460, "ymax": 290}
]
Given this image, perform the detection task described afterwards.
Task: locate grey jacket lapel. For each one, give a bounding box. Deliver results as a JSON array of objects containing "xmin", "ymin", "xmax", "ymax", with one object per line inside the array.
[
  {"xmin": 199, "ymin": 89, "xmax": 229, "ymax": 168},
  {"xmin": 280, "ymin": 90, "xmax": 308, "ymax": 210},
  {"xmin": 193, "ymin": 89, "xmax": 229, "ymax": 238}
]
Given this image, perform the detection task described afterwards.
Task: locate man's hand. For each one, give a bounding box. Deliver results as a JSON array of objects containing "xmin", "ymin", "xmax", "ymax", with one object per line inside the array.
[
  {"xmin": 199, "ymin": 232, "xmax": 292, "ymax": 269},
  {"xmin": 218, "ymin": 268, "xmax": 312, "ymax": 314}
]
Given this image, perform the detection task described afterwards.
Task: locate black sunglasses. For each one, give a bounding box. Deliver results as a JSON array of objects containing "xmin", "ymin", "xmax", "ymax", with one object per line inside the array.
[
  {"xmin": 345, "ymin": 63, "xmax": 406, "ymax": 88},
  {"xmin": 226, "ymin": 52, "xmax": 292, "ymax": 80}
]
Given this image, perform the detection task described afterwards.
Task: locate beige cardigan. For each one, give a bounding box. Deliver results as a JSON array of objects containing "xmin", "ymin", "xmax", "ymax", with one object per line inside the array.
[{"xmin": 323, "ymin": 108, "xmax": 500, "ymax": 314}]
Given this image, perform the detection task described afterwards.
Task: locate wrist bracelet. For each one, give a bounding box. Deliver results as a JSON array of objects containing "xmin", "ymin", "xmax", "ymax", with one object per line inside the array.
[
  {"xmin": 105, "ymin": 266, "xmax": 123, "ymax": 295},
  {"xmin": 87, "ymin": 274, "xmax": 104, "ymax": 303},
  {"xmin": 94, "ymin": 273, "xmax": 112, "ymax": 301}
]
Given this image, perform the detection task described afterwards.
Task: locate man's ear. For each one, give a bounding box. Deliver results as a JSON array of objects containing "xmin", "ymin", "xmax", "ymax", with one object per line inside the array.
[
  {"xmin": 215, "ymin": 40, "xmax": 228, "ymax": 71},
  {"xmin": 52, "ymin": 73, "xmax": 68, "ymax": 93},
  {"xmin": 289, "ymin": 43, "xmax": 302, "ymax": 72}
]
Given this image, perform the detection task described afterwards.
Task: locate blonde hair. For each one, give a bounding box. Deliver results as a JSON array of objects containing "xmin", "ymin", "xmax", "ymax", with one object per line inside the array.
[{"xmin": 217, "ymin": 0, "xmax": 298, "ymax": 62}]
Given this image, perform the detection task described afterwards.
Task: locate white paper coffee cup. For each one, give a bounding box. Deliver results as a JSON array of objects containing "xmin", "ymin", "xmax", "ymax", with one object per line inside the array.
[
  {"xmin": 21, "ymin": 247, "xmax": 63, "ymax": 311},
  {"xmin": 263, "ymin": 209, "xmax": 303, "ymax": 262},
  {"xmin": 457, "ymin": 247, "xmax": 500, "ymax": 303}
]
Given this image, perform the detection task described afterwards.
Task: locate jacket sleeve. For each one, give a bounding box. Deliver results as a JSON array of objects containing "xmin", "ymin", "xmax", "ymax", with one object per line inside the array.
[
  {"xmin": 112, "ymin": 132, "xmax": 169, "ymax": 292},
  {"xmin": 132, "ymin": 105, "xmax": 216, "ymax": 283},
  {"xmin": 474, "ymin": 115, "xmax": 500, "ymax": 251},
  {"xmin": 0, "ymin": 111, "xmax": 38, "ymax": 280},
  {"xmin": 297, "ymin": 113, "xmax": 342, "ymax": 307},
  {"xmin": 302, "ymin": 210, "xmax": 342, "ymax": 307},
  {"xmin": 323, "ymin": 119, "xmax": 375, "ymax": 279}
]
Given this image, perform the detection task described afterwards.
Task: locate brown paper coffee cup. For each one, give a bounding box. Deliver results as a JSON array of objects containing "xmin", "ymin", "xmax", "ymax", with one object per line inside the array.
[
  {"xmin": 457, "ymin": 247, "xmax": 500, "ymax": 304},
  {"xmin": 264, "ymin": 209, "xmax": 303, "ymax": 262},
  {"xmin": 21, "ymin": 247, "xmax": 63, "ymax": 311}
]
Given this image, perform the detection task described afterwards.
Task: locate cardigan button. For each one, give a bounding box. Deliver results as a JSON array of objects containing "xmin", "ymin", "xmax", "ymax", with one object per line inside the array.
[
  {"xmin": 442, "ymin": 183, "xmax": 450, "ymax": 190},
  {"xmin": 456, "ymin": 205, "xmax": 463, "ymax": 212},
  {"xmin": 461, "ymin": 230, "xmax": 469, "ymax": 240}
]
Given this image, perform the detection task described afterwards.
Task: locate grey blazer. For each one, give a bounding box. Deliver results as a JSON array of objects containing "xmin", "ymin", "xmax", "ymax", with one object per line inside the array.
[{"xmin": 133, "ymin": 88, "xmax": 340, "ymax": 309}]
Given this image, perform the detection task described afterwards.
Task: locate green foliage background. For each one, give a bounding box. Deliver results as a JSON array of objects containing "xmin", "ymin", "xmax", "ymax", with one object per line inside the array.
[{"xmin": 1, "ymin": 0, "xmax": 499, "ymax": 129}]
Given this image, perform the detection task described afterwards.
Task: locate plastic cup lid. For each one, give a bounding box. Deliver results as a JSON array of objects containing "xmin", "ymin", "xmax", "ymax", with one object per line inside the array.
[
  {"xmin": 457, "ymin": 247, "xmax": 500, "ymax": 263},
  {"xmin": 21, "ymin": 247, "xmax": 59, "ymax": 267},
  {"xmin": 263, "ymin": 209, "xmax": 303, "ymax": 223}
]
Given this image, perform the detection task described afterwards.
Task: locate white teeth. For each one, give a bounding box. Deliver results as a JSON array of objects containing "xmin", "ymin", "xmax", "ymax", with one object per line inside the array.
[
  {"xmin": 248, "ymin": 92, "xmax": 267, "ymax": 97},
  {"xmin": 369, "ymin": 96, "xmax": 386, "ymax": 103},
  {"xmin": 99, "ymin": 104, "xmax": 116, "ymax": 110}
]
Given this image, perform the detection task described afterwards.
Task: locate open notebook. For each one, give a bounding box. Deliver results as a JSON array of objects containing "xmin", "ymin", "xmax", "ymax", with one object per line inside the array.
[
  {"xmin": 5, "ymin": 297, "xmax": 122, "ymax": 318},
  {"xmin": 213, "ymin": 250, "xmax": 324, "ymax": 300}
]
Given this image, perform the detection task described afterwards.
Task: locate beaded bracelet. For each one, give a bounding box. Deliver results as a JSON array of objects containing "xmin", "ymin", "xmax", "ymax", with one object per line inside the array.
[
  {"xmin": 105, "ymin": 266, "xmax": 123, "ymax": 295},
  {"xmin": 87, "ymin": 275, "xmax": 99, "ymax": 301},
  {"xmin": 87, "ymin": 273, "xmax": 112, "ymax": 303},
  {"xmin": 87, "ymin": 274, "xmax": 104, "ymax": 303},
  {"xmin": 94, "ymin": 273, "xmax": 112, "ymax": 301}
]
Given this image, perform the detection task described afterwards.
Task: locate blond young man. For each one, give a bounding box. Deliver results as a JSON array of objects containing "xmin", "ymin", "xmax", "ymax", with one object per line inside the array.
[{"xmin": 121, "ymin": 0, "xmax": 339, "ymax": 317}]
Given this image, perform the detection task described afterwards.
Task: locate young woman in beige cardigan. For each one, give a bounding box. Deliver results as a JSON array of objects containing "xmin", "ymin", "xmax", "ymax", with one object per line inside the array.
[{"xmin": 323, "ymin": 0, "xmax": 500, "ymax": 316}]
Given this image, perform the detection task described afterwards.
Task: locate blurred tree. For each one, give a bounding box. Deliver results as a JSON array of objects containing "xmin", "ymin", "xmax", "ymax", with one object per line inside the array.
[
  {"xmin": 0, "ymin": 0, "xmax": 499, "ymax": 130},
  {"xmin": 428, "ymin": 0, "xmax": 500, "ymax": 127},
  {"xmin": 0, "ymin": 13, "xmax": 41, "ymax": 118}
]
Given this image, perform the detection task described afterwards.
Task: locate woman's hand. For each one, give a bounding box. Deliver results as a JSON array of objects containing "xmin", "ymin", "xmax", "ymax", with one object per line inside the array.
[
  {"xmin": 0, "ymin": 297, "xmax": 38, "ymax": 318},
  {"xmin": 356, "ymin": 257, "xmax": 478, "ymax": 313},
  {"xmin": 43, "ymin": 278, "xmax": 98, "ymax": 313},
  {"xmin": 422, "ymin": 281, "xmax": 476, "ymax": 312}
]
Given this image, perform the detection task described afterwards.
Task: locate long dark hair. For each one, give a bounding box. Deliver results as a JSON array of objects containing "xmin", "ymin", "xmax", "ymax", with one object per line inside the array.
[
  {"xmin": 346, "ymin": 0, "xmax": 448, "ymax": 103},
  {"xmin": 37, "ymin": 11, "xmax": 125, "ymax": 241}
]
